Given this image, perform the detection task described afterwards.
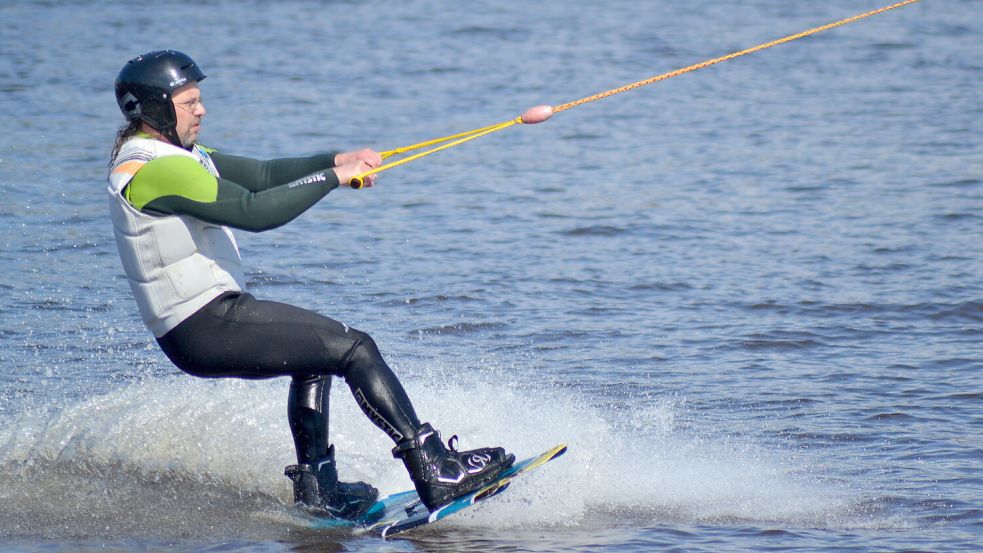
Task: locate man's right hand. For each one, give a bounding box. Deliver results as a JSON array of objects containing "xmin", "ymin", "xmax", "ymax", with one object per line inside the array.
[{"xmin": 333, "ymin": 160, "xmax": 377, "ymax": 188}]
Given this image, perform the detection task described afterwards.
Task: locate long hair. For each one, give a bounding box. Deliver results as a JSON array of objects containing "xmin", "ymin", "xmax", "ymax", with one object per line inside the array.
[{"xmin": 109, "ymin": 120, "xmax": 142, "ymax": 165}]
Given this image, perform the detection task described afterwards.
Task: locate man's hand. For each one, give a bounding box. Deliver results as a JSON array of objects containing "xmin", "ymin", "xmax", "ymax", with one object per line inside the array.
[
  {"xmin": 335, "ymin": 149, "xmax": 382, "ymax": 170},
  {"xmin": 334, "ymin": 148, "xmax": 382, "ymax": 188},
  {"xmin": 332, "ymin": 160, "xmax": 377, "ymax": 188}
]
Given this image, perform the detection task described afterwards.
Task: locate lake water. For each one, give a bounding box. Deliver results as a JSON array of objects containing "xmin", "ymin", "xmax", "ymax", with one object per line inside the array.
[{"xmin": 1, "ymin": 1, "xmax": 980, "ymax": 551}]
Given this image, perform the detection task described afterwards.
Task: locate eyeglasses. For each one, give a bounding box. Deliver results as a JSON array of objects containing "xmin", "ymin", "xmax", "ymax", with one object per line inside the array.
[{"xmin": 174, "ymin": 97, "xmax": 204, "ymax": 113}]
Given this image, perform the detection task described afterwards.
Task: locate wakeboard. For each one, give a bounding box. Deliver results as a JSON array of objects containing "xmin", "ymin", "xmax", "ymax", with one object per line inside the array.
[{"xmin": 310, "ymin": 443, "xmax": 567, "ymax": 537}]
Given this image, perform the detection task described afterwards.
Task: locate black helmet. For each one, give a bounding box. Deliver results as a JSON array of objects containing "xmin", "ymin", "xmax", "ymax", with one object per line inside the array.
[{"xmin": 115, "ymin": 50, "xmax": 206, "ymax": 147}]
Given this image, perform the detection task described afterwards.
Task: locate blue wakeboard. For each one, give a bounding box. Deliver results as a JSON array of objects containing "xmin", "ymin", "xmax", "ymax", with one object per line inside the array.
[{"xmin": 310, "ymin": 444, "xmax": 567, "ymax": 537}]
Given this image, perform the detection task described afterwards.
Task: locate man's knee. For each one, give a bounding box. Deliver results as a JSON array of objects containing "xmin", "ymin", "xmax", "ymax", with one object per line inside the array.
[{"xmin": 344, "ymin": 329, "xmax": 381, "ymax": 369}]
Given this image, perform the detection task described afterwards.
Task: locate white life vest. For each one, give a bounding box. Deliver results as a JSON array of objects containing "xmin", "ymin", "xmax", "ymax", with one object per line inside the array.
[{"xmin": 108, "ymin": 137, "xmax": 246, "ymax": 337}]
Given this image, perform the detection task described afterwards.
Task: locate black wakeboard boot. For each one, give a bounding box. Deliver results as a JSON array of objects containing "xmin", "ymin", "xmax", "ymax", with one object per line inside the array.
[
  {"xmin": 392, "ymin": 422, "xmax": 515, "ymax": 511},
  {"xmin": 284, "ymin": 444, "xmax": 379, "ymax": 520}
]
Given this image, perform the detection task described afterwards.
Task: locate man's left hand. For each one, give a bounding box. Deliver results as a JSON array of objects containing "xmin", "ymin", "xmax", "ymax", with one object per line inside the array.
[{"xmin": 335, "ymin": 148, "xmax": 382, "ymax": 170}]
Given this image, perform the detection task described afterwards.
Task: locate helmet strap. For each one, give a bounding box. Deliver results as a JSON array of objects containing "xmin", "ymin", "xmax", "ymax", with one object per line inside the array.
[
  {"xmin": 141, "ymin": 116, "xmax": 192, "ymax": 151},
  {"xmin": 161, "ymin": 126, "xmax": 190, "ymax": 151}
]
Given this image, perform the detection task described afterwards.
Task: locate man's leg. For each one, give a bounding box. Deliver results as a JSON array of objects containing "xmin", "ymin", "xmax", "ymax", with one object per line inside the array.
[
  {"xmin": 285, "ymin": 375, "xmax": 378, "ymax": 518},
  {"xmin": 158, "ymin": 291, "xmax": 513, "ymax": 513},
  {"xmin": 288, "ymin": 375, "xmax": 330, "ymax": 465},
  {"xmin": 159, "ymin": 292, "xmax": 422, "ymax": 439}
]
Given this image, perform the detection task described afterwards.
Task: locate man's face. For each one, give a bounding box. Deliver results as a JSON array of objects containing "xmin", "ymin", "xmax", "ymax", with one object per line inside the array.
[{"xmin": 171, "ymin": 82, "xmax": 205, "ymax": 147}]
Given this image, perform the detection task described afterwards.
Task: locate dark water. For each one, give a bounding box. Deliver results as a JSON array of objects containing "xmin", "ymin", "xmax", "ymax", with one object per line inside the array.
[{"xmin": 1, "ymin": 0, "xmax": 981, "ymax": 551}]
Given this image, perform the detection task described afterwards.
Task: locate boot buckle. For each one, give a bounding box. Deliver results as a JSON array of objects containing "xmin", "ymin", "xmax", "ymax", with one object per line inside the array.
[
  {"xmin": 391, "ymin": 422, "xmax": 437, "ymax": 458},
  {"xmin": 284, "ymin": 463, "xmax": 313, "ymax": 479}
]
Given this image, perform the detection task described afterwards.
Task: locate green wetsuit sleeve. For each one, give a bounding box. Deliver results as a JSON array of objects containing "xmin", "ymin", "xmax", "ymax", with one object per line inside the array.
[
  {"xmin": 126, "ymin": 155, "xmax": 340, "ymax": 232},
  {"xmin": 209, "ymin": 151, "xmax": 338, "ymax": 192}
]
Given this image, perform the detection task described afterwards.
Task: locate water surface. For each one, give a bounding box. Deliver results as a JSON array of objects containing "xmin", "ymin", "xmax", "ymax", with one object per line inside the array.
[{"xmin": 1, "ymin": 1, "xmax": 980, "ymax": 551}]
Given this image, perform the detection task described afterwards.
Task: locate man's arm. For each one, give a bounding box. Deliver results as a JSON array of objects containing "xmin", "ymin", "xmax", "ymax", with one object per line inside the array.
[
  {"xmin": 125, "ymin": 154, "xmax": 340, "ymax": 232},
  {"xmin": 208, "ymin": 150, "xmax": 338, "ymax": 193}
]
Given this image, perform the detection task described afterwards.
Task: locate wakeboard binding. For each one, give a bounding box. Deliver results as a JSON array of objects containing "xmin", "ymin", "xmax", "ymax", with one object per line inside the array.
[{"xmin": 392, "ymin": 422, "xmax": 515, "ymax": 511}]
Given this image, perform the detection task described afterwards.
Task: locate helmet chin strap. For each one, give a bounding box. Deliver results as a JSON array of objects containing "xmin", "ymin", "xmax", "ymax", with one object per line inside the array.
[
  {"xmin": 163, "ymin": 127, "xmax": 192, "ymax": 151},
  {"xmin": 144, "ymin": 121, "xmax": 192, "ymax": 151}
]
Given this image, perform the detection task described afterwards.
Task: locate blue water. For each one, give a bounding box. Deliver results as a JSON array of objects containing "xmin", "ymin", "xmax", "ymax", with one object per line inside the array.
[{"xmin": 1, "ymin": 1, "xmax": 981, "ymax": 551}]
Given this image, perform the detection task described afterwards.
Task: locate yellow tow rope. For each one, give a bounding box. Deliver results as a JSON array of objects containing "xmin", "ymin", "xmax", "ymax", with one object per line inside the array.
[{"xmin": 350, "ymin": 0, "xmax": 920, "ymax": 188}]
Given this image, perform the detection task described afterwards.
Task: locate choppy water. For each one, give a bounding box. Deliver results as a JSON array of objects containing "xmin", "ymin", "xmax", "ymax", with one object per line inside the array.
[{"xmin": 1, "ymin": 1, "xmax": 981, "ymax": 551}]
